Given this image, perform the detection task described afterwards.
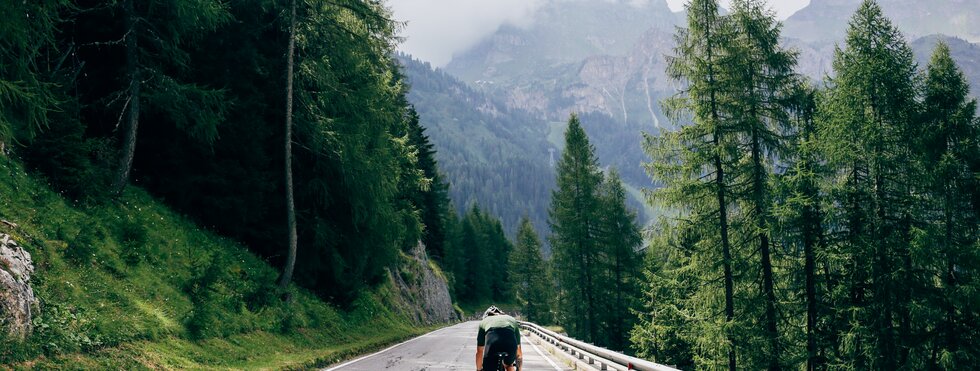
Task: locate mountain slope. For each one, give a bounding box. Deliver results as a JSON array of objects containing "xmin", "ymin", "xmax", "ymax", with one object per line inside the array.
[
  {"xmin": 399, "ymin": 55, "xmax": 555, "ymax": 236},
  {"xmin": 445, "ymin": 0, "xmax": 680, "ymax": 87},
  {"xmin": 0, "ymin": 159, "xmax": 441, "ymax": 368}
]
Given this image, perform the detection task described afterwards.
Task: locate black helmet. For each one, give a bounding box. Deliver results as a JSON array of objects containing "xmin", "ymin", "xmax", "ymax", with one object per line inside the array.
[{"xmin": 483, "ymin": 305, "xmax": 504, "ymax": 319}]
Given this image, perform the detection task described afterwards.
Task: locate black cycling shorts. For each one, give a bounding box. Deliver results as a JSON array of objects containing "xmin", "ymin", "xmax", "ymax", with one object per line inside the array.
[{"xmin": 483, "ymin": 327, "xmax": 518, "ymax": 368}]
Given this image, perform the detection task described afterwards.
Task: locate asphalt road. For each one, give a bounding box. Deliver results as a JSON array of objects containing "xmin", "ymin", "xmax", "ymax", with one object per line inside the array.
[{"xmin": 324, "ymin": 321, "xmax": 572, "ymax": 371}]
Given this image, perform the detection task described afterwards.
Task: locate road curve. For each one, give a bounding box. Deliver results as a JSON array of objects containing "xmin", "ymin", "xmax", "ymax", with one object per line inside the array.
[{"xmin": 324, "ymin": 321, "xmax": 572, "ymax": 371}]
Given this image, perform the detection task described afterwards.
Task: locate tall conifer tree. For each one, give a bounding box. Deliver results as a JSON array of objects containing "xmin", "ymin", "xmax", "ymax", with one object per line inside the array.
[
  {"xmin": 509, "ymin": 217, "xmax": 553, "ymax": 324},
  {"xmin": 722, "ymin": 1, "xmax": 797, "ymax": 368},
  {"xmin": 0, "ymin": 0, "xmax": 62, "ymax": 149},
  {"xmin": 595, "ymin": 169, "xmax": 643, "ymax": 351},
  {"xmin": 775, "ymin": 82, "xmax": 828, "ymax": 370},
  {"xmin": 278, "ymin": 0, "xmax": 299, "ymax": 290},
  {"xmin": 646, "ymin": 0, "xmax": 739, "ymax": 367},
  {"xmin": 819, "ymin": 1, "xmax": 919, "ymax": 367},
  {"xmin": 104, "ymin": 0, "xmax": 231, "ymax": 195},
  {"xmin": 549, "ymin": 113, "xmax": 604, "ymax": 342},
  {"xmin": 919, "ymin": 42, "xmax": 980, "ymax": 369}
]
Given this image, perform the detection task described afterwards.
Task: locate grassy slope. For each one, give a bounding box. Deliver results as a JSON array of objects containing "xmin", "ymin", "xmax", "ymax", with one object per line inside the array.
[{"xmin": 0, "ymin": 158, "xmax": 434, "ymax": 369}]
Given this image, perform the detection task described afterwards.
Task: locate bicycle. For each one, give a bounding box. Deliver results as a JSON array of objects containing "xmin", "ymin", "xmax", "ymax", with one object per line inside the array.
[{"xmin": 493, "ymin": 352, "xmax": 520, "ymax": 371}]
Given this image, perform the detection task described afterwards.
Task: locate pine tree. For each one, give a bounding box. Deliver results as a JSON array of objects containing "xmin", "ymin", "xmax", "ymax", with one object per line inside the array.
[
  {"xmin": 549, "ymin": 113, "xmax": 604, "ymax": 342},
  {"xmin": 103, "ymin": 0, "xmax": 232, "ymax": 195},
  {"xmin": 0, "ymin": 0, "xmax": 63, "ymax": 149},
  {"xmin": 722, "ymin": 1, "xmax": 798, "ymax": 368},
  {"xmin": 774, "ymin": 82, "xmax": 828, "ymax": 371},
  {"xmin": 461, "ymin": 206, "xmax": 490, "ymax": 301},
  {"xmin": 509, "ymin": 217, "xmax": 553, "ymax": 324},
  {"xmin": 405, "ymin": 106, "xmax": 451, "ymax": 260},
  {"xmin": 819, "ymin": 1, "xmax": 920, "ymax": 367},
  {"xmin": 919, "ymin": 41, "xmax": 980, "ymax": 369},
  {"xmin": 487, "ymin": 214, "xmax": 514, "ymax": 302},
  {"xmin": 595, "ymin": 169, "xmax": 643, "ymax": 351},
  {"xmin": 631, "ymin": 220, "xmax": 698, "ymax": 369},
  {"xmin": 646, "ymin": 0, "xmax": 739, "ymax": 367},
  {"xmin": 442, "ymin": 203, "xmax": 465, "ymax": 299}
]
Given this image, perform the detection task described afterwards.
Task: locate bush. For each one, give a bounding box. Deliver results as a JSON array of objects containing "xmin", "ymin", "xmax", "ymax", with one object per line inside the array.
[
  {"xmin": 20, "ymin": 113, "xmax": 113, "ymax": 204},
  {"xmin": 118, "ymin": 219, "xmax": 149, "ymax": 266},
  {"xmin": 65, "ymin": 222, "xmax": 103, "ymax": 265},
  {"xmin": 184, "ymin": 254, "xmax": 274, "ymax": 339}
]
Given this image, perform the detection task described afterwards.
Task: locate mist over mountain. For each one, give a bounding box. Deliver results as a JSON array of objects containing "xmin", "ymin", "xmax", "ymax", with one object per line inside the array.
[
  {"xmin": 445, "ymin": 0, "xmax": 681, "ymax": 86},
  {"xmin": 441, "ymin": 0, "xmax": 682, "ymax": 192}
]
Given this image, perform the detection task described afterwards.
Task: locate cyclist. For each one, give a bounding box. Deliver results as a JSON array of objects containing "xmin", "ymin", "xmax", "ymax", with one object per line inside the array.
[{"xmin": 475, "ymin": 306, "xmax": 523, "ymax": 371}]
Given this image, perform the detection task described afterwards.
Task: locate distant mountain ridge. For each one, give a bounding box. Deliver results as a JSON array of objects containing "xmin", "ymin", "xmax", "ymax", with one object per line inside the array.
[
  {"xmin": 784, "ymin": 0, "xmax": 980, "ymax": 43},
  {"xmin": 911, "ymin": 35, "xmax": 980, "ymax": 97}
]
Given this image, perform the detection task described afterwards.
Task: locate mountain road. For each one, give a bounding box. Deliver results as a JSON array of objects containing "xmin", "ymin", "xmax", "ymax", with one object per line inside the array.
[{"xmin": 323, "ymin": 321, "xmax": 574, "ymax": 371}]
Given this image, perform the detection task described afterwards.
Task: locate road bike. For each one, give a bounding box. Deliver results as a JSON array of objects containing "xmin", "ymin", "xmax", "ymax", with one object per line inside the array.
[{"xmin": 492, "ymin": 352, "xmax": 520, "ymax": 371}]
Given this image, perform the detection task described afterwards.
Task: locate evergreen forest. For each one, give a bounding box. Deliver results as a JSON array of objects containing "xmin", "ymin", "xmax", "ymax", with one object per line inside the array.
[{"xmin": 629, "ymin": 0, "xmax": 980, "ymax": 369}]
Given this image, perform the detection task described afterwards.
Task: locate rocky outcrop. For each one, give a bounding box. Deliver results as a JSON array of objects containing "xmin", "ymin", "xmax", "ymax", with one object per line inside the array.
[
  {"xmin": 390, "ymin": 242, "xmax": 459, "ymax": 325},
  {"xmin": 0, "ymin": 233, "xmax": 38, "ymax": 339}
]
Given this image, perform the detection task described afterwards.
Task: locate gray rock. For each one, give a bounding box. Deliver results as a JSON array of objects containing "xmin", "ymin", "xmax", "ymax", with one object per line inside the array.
[
  {"xmin": 0, "ymin": 233, "xmax": 38, "ymax": 339},
  {"xmin": 390, "ymin": 242, "xmax": 460, "ymax": 325}
]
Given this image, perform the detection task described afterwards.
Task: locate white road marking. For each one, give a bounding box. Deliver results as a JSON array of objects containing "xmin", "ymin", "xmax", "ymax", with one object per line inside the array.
[
  {"xmin": 527, "ymin": 335, "xmax": 563, "ymax": 371},
  {"xmin": 322, "ymin": 325, "xmax": 454, "ymax": 371}
]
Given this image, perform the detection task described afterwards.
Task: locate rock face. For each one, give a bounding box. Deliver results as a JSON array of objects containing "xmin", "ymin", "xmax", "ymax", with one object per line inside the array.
[
  {"xmin": 0, "ymin": 233, "xmax": 38, "ymax": 339},
  {"xmin": 391, "ymin": 242, "xmax": 459, "ymax": 325}
]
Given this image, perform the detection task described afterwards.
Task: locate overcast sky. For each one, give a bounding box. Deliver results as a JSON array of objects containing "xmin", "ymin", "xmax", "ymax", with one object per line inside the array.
[{"xmin": 388, "ymin": 0, "xmax": 810, "ymax": 66}]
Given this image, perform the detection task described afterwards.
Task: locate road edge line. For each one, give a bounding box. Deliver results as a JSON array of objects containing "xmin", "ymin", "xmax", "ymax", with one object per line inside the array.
[
  {"xmin": 528, "ymin": 335, "xmax": 563, "ymax": 371},
  {"xmin": 321, "ymin": 324, "xmax": 456, "ymax": 370}
]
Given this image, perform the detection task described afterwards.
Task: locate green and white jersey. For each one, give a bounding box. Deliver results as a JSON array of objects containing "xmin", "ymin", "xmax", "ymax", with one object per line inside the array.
[{"xmin": 477, "ymin": 314, "xmax": 520, "ymax": 346}]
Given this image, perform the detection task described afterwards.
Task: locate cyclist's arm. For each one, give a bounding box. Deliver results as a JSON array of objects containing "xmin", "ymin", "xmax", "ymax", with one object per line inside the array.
[
  {"xmin": 475, "ymin": 345, "xmax": 484, "ymax": 371},
  {"xmin": 516, "ymin": 345, "xmax": 523, "ymax": 369},
  {"xmin": 476, "ymin": 325, "xmax": 486, "ymax": 371}
]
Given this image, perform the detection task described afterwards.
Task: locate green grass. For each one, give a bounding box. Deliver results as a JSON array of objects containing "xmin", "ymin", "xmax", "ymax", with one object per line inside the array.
[{"xmin": 0, "ymin": 158, "xmax": 435, "ymax": 369}]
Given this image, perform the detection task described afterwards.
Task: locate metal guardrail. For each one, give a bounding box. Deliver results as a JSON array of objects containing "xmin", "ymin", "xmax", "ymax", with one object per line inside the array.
[{"xmin": 520, "ymin": 321, "xmax": 680, "ymax": 371}]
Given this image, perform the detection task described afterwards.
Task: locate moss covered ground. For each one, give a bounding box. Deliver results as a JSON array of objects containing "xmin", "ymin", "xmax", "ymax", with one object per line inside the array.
[{"xmin": 0, "ymin": 158, "xmax": 436, "ymax": 369}]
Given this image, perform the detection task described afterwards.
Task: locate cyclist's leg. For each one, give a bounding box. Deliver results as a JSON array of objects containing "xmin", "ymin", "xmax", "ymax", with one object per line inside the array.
[
  {"xmin": 483, "ymin": 330, "xmax": 503, "ymax": 370},
  {"xmin": 495, "ymin": 328, "xmax": 518, "ymax": 371}
]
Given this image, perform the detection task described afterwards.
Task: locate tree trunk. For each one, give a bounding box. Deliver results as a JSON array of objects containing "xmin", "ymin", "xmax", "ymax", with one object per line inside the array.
[
  {"xmin": 704, "ymin": 17, "xmax": 736, "ymax": 370},
  {"xmin": 872, "ymin": 112, "xmax": 896, "ymax": 369},
  {"xmin": 804, "ymin": 207, "xmax": 819, "ymax": 371},
  {"xmin": 749, "ymin": 92, "xmax": 781, "ymax": 370},
  {"xmin": 113, "ymin": 0, "xmax": 140, "ymax": 196},
  {"xmin": 278, "ymin": 0, "xmax": 298, "ymax": 290},
  {"xmin": 798, "ymin": 108, "xmax": 823, "ymax": 371},
  {"xmin": 715, "ymin": 149, "xmax": 736, "ymax": 371}
]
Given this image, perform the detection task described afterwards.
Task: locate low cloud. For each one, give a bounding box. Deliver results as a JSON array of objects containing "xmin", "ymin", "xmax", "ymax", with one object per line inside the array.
[
  {"xmin": 389, "ymin": 0, "xmax": 811, "ymax": 67},
  {"xmin": 663, "ymin": 0, "xmax": 810, "ymax": 18},
  {"xmin": 388, "ymin": 0, "xmax": 548, "ymax": 66}
]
